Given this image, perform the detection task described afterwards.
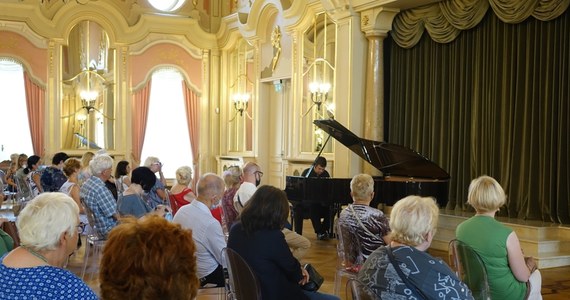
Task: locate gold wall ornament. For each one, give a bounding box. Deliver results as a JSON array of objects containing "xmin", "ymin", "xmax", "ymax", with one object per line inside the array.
[{"xmin": 271, "ymin": 25, "xmax": 281, "ymax": 71}]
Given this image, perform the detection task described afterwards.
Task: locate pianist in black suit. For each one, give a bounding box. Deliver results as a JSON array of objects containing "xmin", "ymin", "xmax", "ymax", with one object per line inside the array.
[{"xmin": 300, "ymin": 156, "xmax": 332, "ymax": 240}]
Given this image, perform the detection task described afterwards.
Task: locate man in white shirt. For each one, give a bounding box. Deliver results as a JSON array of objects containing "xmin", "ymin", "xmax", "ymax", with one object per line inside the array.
[
  {"xmin": 233, "ymin": 162, "xmax": 263, "ymax": 213},
  {"xmin": 173, "ymin": 173, "xmax": 226, "ymax": 287}
]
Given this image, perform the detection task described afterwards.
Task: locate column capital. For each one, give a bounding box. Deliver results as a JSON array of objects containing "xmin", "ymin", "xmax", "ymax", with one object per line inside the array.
[{"xmin": 360, "ymin": 7, "xmax": 399, "ymax": 37}]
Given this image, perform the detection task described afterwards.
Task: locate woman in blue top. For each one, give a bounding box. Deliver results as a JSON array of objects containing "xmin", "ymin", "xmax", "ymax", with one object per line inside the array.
[{"xmin": 0, "ymin": 192, "xmax": 97, "ymax": 299}]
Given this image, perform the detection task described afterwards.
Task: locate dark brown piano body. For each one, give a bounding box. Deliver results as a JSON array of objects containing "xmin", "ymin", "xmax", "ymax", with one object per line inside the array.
[{"xmin": 285, "ymin": 119, "xmax": 450, "ymax": 234}]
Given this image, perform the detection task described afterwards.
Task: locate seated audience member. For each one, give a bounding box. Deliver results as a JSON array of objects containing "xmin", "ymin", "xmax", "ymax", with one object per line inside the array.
[
  {"xmin": 80, "ymin": 154, "xmax": 119, "ymax": 238},
  {"xmin": 0, "ymin": 193, "xmax": 97, "ymax": 299},
  {"xmin": 4, "ymin": 153, "xmax": 21, "ymax": 193},
  {"xmin": 118, "ymin": 167, "xmax": 170, "ymax": 219},
  {"xmin": 358, "ymin": 196, "xmax": 473, "ymax": 299},
  {"xmin": 170, "ymin": 166, "xmax": 197, "ymax": 215},
  {"xmin": 15, "ymin": 155, "xmax": 43, "ymax": 198},
  {"xmin": 233, "ymin": 162, "xmax": 262, "ymax": 213},
  {"xmin": 337, "ymin": 174, "xmax": 390, "ymax": 267},
  {"xmin": 9, "ymin": 154, "xmax": 28, "ymax": 193},
  {"xmin": 143, "ymin": 156, "xmax": 167, "ymax": 209},
  {"xmin": 173, "ymin": 173, "xmax": 226, "ymax": 287},
  {"xmin": 456, "ymin": 175, "xmax": 542, "ymax": 300},
  {"xmin": 60, "ymin": 158, "xmax": 84, "ymax": 213},
  {"xmin": 221, "ymin": 166, "xmax": 241, "ymax": 233},
  {"xmin": 40, "ymin": 152, "xmax": 69, "ymax": 192},
  {"xmin": 99, "ymin": 215, "xmax": 199, "ymax": 300},
  {"xmin": 0, "ymin": 217, "xmax": 14, "ymax": 257},
  {"xmin": 78, "ymin": 151, "xmax": 95, "ymax": 185},
  {"xmin": 114, "ymin": 160, "xmax": 131, "ymax": 199},
  {"xmin": 228, "ymin": 186, "xmax": 338, "ymax": 300}
]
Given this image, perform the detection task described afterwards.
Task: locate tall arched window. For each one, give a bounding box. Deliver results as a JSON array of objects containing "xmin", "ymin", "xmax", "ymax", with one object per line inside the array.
[
  {"xmin": 0, "ymin": 59, "xmax": 33, "ymax": 161},
  {"xmin": 141, "ymin": 68, "xmax": 193, "ymax": 179}
]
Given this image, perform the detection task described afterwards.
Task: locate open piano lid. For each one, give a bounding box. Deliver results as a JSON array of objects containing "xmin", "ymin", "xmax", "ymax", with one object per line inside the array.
[{"xmin": 314, "ymin": 119, "xmax": 450, "ymax": 180}]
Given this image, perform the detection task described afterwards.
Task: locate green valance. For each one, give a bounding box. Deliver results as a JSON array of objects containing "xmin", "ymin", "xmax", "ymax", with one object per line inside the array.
[{"xmin": 392, "ymin": 0, "xmax": 570, "ymax": 48}]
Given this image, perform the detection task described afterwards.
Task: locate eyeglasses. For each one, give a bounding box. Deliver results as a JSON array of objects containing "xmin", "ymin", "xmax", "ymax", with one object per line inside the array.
[
  {"xmin": 152, "ymin": 162, "xmax": 163, "ymax": 167},
  {"xmin": 254, "ymin": 171, "xmax": 263, "ymax": 178},
  {"xmin": 77, "ymin": 224, "xmax": 85, "ymax": 234}
]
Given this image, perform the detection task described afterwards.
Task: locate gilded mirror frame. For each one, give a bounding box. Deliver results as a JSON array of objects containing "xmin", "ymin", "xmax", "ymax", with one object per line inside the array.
[
  {"xmin": 60, "ymin": 20, "xmax": 116, "ymax": 150},
  {"xmin": 300, "ymin": 12, "xmax": 337, "ymax": 154}
]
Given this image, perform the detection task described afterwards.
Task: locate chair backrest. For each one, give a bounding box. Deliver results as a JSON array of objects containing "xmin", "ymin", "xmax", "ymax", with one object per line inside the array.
[
  {"xmin": 80, "ymin": 199, "xmax": 105, "ymax": 240},
  {"xmin": 336, "ymin": 220, "xmax": 365, "ymax": 272},
  {"xmin": 223, "ymin": 247, "xmax": 262, "ymax": 300},
  {"xmin": 346, "ymin": 278, "xmax": 377, "ymax": 300},
  {"xmin": 448, "ymin": 239, "xmax": 491, "ymax": 300}
]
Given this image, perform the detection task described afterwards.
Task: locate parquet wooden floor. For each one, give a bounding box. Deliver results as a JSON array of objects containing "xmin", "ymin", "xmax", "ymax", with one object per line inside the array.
[{"xmin": 65, "ymin": 219, "xmax": 570, "ymax": 299}]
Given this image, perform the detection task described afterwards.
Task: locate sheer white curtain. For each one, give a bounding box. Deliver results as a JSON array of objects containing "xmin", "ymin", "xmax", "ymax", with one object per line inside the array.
[
  {"xmin": 0, "ymin": 59, "xmax": 33, "ymax": 161},
  {"xmin": 140, "ymin": 68, "xmax": 193, "ymax": 179}
]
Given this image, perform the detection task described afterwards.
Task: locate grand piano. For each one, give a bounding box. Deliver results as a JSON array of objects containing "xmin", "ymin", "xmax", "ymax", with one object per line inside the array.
[{"xmin": 285, "ymin": 119, "xmax": 450, "ymax": 235}]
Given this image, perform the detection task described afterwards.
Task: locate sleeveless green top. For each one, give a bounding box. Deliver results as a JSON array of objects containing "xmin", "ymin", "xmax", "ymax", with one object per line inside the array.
[{"xmin": 456, "ymin": 215, "xmax": 527, "ymax": 300}]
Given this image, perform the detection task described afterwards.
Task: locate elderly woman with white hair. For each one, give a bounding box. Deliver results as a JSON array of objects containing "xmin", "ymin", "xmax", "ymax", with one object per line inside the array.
[
  {"xmin": 80, "ymin": 154, "xmax": 119, "ymax": 238},
  {"xmin": 143, "ymin": 156, "xmax": 168, "ymax": 209},
  {"xmin": 337, "ymin": 173, "xmax": 391, "ymax": 269},
  {"xmin": 0, "ymin": 193, "xmax": 97, "ymax": 299},
  {"xmin": 358, "ymin": 196, "xmax": 473, "ymax": 299}
]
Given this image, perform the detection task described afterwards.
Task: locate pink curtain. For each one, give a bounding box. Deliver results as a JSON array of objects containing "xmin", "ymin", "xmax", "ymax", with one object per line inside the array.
[
  {"xmin": 182, "ymin": 80, "xmax": 200, "ymax": 188},
  {"xmin": 23, "ymin": 71, "xmax": 45, "ymax": 156},
  {"xmin": 131, "ymin": 79, "xmax": 152, "ymax": 166}
]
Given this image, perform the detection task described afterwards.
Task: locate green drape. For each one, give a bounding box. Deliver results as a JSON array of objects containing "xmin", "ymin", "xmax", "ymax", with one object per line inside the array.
[{"xmin": 386, "ymin": 9, "xmax": 570, "ymax": 222}]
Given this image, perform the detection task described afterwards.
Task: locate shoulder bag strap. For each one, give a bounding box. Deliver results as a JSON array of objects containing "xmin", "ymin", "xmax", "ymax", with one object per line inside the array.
[
  {"xmin": 386, "ymin": 246, "xmax": 429, "ymax": 299},
  {"xmin": 348, "ymin": 204, "xmax": 375, "ymax": 237}
]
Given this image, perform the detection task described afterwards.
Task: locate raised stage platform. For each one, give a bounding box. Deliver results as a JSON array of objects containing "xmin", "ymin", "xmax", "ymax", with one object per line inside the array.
[{"xmin": 433, "ymin": 210, "xmax": 570, "ymax": 269}]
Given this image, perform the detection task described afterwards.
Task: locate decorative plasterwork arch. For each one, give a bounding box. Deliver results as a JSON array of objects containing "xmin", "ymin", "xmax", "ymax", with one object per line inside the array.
[
  {"xmin": 282, "ymin": 1, "xmax": 322, "ymax": 35},
  {"xmin": 132, "ymin": 64, "xmax": 201, "ymax": 96},
  {"xmin": 130, "ymin": 43, "xmax": 203, "ymax": 92},
  {"xmin": 237, "ymin": 0, "xmax": 281, "ymax": 44},
  {"xmin": 0, "ymin": 30, "xmax": 48, "ymax": 85},
  {"xmin": 1, "ymin": 1, "xmax": 217, "ymax": 50}
]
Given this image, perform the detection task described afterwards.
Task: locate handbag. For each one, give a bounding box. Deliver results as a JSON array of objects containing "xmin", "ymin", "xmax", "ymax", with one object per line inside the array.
[{"xmin": 301, "ymin": 263, "xmax": 324, "ymax": 292}]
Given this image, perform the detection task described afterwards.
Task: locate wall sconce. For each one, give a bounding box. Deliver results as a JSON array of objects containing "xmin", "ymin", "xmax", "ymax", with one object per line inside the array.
[
  {"xmin": 308, "ymin": 81, "xmax": 331, "ymax": 111},
  {"xmin": 229, "ymin": 73, "xmax": 254, "ymax": 122},
  {"xmin": 80, "ymin": 89, "xmax": 98, "ymax": 113},
  {"xmin": 232, "ymin": 93, "xmax": 250, "ymax": 116}
]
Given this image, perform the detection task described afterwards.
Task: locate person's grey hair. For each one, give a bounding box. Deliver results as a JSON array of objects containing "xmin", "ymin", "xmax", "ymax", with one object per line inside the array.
[
  {"xmin": 90, "ymin": 154, "xmax": 114, "ymax": 176},
  {"xmin": 350, "ymin": 174, "xmax": 374, "ymax": 201},
  {"xmin": 16, "ymin": 192, "xmax": 79, "ymax": 251},
  {"xmin": 196, "ymin": 173, "xmax": 224, "ymax": 198},
  {"xmin": 176, "ymin": 166, "xmax": 193, "ymax": 186},
  {"xmin": 223, "ymin": 166, "xmax": 242, "ymax": 188},
  {"xmin": 389, "ymin": 196, "xmax": 439, "ymax": 247},
  {"xmin": 143, "ymin": 156, "xmax": 160, "ymax": 167}
]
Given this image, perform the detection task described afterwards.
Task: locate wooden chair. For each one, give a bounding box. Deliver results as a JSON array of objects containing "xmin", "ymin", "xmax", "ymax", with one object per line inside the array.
[{"xmin": 448, "ymin": 239, "xmax": 491, "ymax": 300}]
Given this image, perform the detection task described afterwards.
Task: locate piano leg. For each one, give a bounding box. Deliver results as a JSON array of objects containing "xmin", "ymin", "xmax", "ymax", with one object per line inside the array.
[
  {"xmin": 326, "ymin": 203, "xmax": 341, "ymax": 238},
  {"xmin": 292, "ymin": 204, "xmax": 304, "ymax": 235}
]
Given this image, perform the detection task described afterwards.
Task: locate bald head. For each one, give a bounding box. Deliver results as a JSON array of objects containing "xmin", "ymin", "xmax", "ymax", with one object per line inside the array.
[
  {"xmin": 242, "ymin": 162, "xmax": 262, "ymax": 185},
  {"xmin": 196, "ymin": 173, "xmax": 225, "ymax": 201}
]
